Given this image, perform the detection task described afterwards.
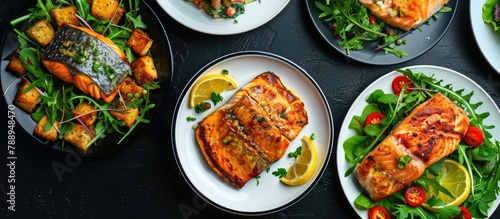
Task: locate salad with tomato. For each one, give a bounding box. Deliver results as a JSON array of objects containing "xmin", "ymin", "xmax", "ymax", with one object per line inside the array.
[{"xmin": 342, "ymin": 68, "xmax": 500, "ymax": 218}]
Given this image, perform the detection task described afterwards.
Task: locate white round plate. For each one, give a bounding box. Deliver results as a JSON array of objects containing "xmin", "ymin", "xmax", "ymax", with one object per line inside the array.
[
  {"xmin": 156, "ymin": 0, "xmax": 290, "ymax": 35},
  {"xmin": 470, "ymin": 0, "xmax": 500, "ymax": 74},
  {"xmin": 171, "ymin": 51, "xmax": 333, "ymax": 215},
  {"xmin": 337, "ymin": 65, "xmax": 500, "ymax": 218}
]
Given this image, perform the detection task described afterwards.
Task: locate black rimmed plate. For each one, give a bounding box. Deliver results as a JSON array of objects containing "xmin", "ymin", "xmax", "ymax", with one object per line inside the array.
[
  {"xmin": 0, "ymin": 0, "xmax": 173, "ymax": 156},
  {"xmin": 337, "ymin": 65, "xmax": 500, "ymax": 218},
  {"xmin": 305, "ymin": 0, "xmax": 459, "ymax": 65},
  {"xmin": 171, "ymin": 51, "xmax": 333, "ymax": 215}
]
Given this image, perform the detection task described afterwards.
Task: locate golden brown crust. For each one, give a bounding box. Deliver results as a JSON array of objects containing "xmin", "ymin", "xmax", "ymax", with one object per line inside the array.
[
  {"xmin": 195, "ymin": 72, "xmax": 307, "ymax": 189},
  {"xmin": 355, "ymin": 93, "xmax": 469, "ymax": 201}
]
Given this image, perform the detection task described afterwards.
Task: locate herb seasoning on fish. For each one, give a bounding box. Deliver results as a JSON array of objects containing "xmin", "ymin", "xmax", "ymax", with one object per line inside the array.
[{"xmin": 42, "ymin": 24, "xmax": 130, "ymax": 95}]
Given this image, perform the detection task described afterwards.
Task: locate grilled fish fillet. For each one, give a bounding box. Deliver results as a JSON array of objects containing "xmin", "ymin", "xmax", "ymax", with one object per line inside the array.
[
  {"xmin": 358, "ymin": 0, "xmax": 449, "ymax": 31},
  {"xmin": 42, "ymin": 24, "xmax": 131, "ymax": 102},
  {"xmin": 355, "ymin": 93, "xmax": 469, "ymax": 201},
  {"xmin": 195, "ymin": 72, "xmax": 308, "ymax": 189}
]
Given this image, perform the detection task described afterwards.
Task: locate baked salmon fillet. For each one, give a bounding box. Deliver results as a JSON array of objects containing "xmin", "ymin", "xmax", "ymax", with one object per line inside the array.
[
  {"xmin": 358, "ymin": 0, "xmax": 449, "ymax": 31},
  {"xmin": 355, "ymin": 93, "xmax": 469, "ymax": 201},
  {"xmin": 195, "ymin": 72, "xmax": 308, "ymax": 189}
]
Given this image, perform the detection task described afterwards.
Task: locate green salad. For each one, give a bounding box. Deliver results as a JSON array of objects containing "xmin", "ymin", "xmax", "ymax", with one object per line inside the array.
[{"xmin": 343, "ymin": 69, "xmax": 500, "ymax": 218}]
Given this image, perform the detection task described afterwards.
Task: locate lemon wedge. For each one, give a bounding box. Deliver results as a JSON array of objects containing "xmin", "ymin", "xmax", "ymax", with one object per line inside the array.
[
  {"xmin": 422, "ymin": 159, "xmax": 471, "ymax": 211},
  {"xmin": 280, "ymin": 135, "xmax": 318, "ymax": 186},
  {"xmin": 189, "ymin": 73, "xmax": 238, "ymax": 108}
]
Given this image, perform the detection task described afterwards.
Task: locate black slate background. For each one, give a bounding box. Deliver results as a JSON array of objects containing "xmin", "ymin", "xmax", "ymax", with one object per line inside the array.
[{"xmin": 0, "ymin": 0, "xmax": 499, "ymax": 218}]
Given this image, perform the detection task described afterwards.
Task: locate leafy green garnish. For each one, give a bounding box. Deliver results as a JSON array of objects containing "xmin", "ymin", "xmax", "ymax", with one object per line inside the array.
[
  {"xmin": 345, "ymin": 69, "xmax": 500, "ymax": 219},
  {"xmin": 483, "ymin": 0, "xmax": 500, "ymax": 31},
  {"xmin": 272, "ymin": 168, "xmax": 287, "ymax": 178},
  {"xmin": 288, "ymin": 146, "xmax": 302, "ymax": 158},
  {"xmin": 9, "ymin": 0, "xmax": 159, "ymax": 152},
  {"xmin": 211, "ymin": 92, "xmax": 223, "ymax": 105}
]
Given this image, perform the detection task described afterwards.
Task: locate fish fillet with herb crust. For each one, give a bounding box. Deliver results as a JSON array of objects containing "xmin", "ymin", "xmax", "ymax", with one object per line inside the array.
[{"xmin": 195, "ymin": 72, "xmax": 308, "ymax": 189}]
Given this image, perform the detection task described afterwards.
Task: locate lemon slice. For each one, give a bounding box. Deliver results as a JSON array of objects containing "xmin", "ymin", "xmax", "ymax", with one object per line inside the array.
[
  {"xmin": 422, "ymin": 159, "xmax": 471, "ymax": 211},
  {"xmin": 189, "ymin": 73, "xmax": 238, "ymax": 108},
  {"xmin": 280, "ymin": 135, "xmax": 318, "ymax": 186}
]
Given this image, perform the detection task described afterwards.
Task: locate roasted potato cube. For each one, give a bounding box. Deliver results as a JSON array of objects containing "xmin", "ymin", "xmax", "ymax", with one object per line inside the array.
[
  {"xmin": 119, "ymin": 77, "xmax": 144, "ymax": 103},
  {"xmin": 90, "ymin": 0, "xmax": 120, "ymax": 20},
  {"xmin": 51, "ymin": 5, "xmax": 79, "ymax": 27},
  {"xmin": 26, "ymin": 19, "xmax": 55, "ymax": 47},
  {"xmin": 14, "ymin": 80, "xmax": 41, "ymax": 113},
  {"xmin": 72, "ymin": 101, "xmax": 97, "ymax": 127},
  {"xmin": 130, "ymin": 56, "xmax": 158, "ymax": 86},
  {"xmin": 7, "ymin": 57, "xmax": 26, "ymax": 76},
  {"xmin": 34, "ymin": 115, "xmax": 59, "ymax": 142},
  {"xmin": 63, "ymin": 123, "xmax": 95, "ymax": 153},
  {"xmin": 127, "ymin": 28, "xmax": 154, "ymax": 56},
  {"xmin": 111, "ymin": 7, "xmax": 125, "ymax": 24},
  {"xmin": 110, "ymin": 107, "xmax": 139, "ymax": 127}
]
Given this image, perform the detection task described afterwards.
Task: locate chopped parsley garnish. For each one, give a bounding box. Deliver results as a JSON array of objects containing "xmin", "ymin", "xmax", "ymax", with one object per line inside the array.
[
  {"xmin": 310, "ymin": 133, "xmax": 316, "ymax": 140},
  {"xmin": 186, "ymin": 117, "xmax": 196, "ymax": 121},
  {"xmin": 272, "ymin": 168, "xmax": 287, "ymax": 178},
  {"xmin": 211, "ymin": 92, "xmax": 223, "ymax": 105},
  {"xmin": 222, "ymin": 69, "xmax": 229, "ymax": 75},
  {"xmin": 288, "ymin": 146, "xmax": 302, "ymax": 158},
  {"xmin": 255, "ymin": 175, "xmax": 260, "ymax": 186}
]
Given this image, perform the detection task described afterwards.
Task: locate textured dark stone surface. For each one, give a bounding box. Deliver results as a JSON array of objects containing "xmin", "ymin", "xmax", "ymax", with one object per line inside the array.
[{"xmin": 0, "ymin": 0, "xmax": 499, "ymax": 218}]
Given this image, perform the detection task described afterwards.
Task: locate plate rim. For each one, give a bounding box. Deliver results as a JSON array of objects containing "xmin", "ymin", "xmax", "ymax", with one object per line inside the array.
[
  {"xmin": 170, "ymin": 50, "xmax": 334, "ymax": 216},
  {"xmin": 0, "ymin": 0, "xmax": 174, "ymax": 157},
  {"xmin": 305, "ymin": 0, "xmax": 459, "ymax": 65},
  {"xmin": 336, "ymin": 64, "xmax": 500, "ymax": 218},
  {"xmin": 155, "ymin": 0, "xmax": 290, "ymax": 35}
]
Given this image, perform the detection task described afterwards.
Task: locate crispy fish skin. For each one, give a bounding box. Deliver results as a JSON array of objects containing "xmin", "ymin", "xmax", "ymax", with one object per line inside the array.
[
  {"xmin": 358, "ymin": 0, "xmax": 449, "ymax": 31},
  {"xmin": 42, "ymin": 24, "xmax": 130, "ymax": 102},
  {"xmin": 355, "ymin": 93, "xmax": 470, "ymax": 201},
  {"xmin": 195, "ymin": 72, "xmax": 307, "ymax": 189}
]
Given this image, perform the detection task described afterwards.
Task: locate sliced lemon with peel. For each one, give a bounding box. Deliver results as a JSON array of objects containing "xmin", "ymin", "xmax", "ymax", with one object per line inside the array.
[
  {"xmin": 280, "ymin": 135, "xmax": 318, "ymax": 186},
  {"xmin": 422, "ymin": 159, "xmax": 471, "ymax": 211},
  {"xmin": 189, "ymin": 73, "xmax": 238, "ymax": 108}
]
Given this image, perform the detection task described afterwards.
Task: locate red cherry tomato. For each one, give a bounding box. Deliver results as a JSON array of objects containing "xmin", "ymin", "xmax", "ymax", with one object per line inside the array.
[
  {"xmin": 368, "ymin": 206, "xmax": 391, "ymax": 219},
  {"xmin": 369, "ymin": 14, "xmax": 377, "ymax": 25},
  {"xmin": 404, "ymin": 185, "xmax": 426, "ymax": 207},
  {"xmin": 365, "ymin": 112, "xmax": 385, "ymax": 127},
  {"xmin": 455, "ymin": 206, "xmax": 472, "ymax": 219},
  {"xmin": 392, "ymin": 75, "xmax": 413, "ymax": 95},
  {"xmin": 463, "ymin": 126, "xmax": 484, "ymax": 147}
]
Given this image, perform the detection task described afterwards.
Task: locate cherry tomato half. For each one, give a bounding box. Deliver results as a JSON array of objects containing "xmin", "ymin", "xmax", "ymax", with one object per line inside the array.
[
  {"xmin": 404, "ymin": 185, "xmax": 426, "ymax": 207},
  {"xmin": 392, "ymin": 75, "xmax": 413, "ymax": 95},
  {"xmin": 453, "ymin": 206, "xmax": 472, "ymax": 219},
  {"xmin": 368, "ymin": 206, "xmax": 391, "ymax": 219},
  {"xmin": 365, "ymin": 112, "xmax": 385, "ymax": 127},
  {"xmin": 369, "ymin": 14, "xmax": 377, "ymax": 25},
  {"xmin": 463, "ymin": 126, "xmax": 484, "ymax": 147}
]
